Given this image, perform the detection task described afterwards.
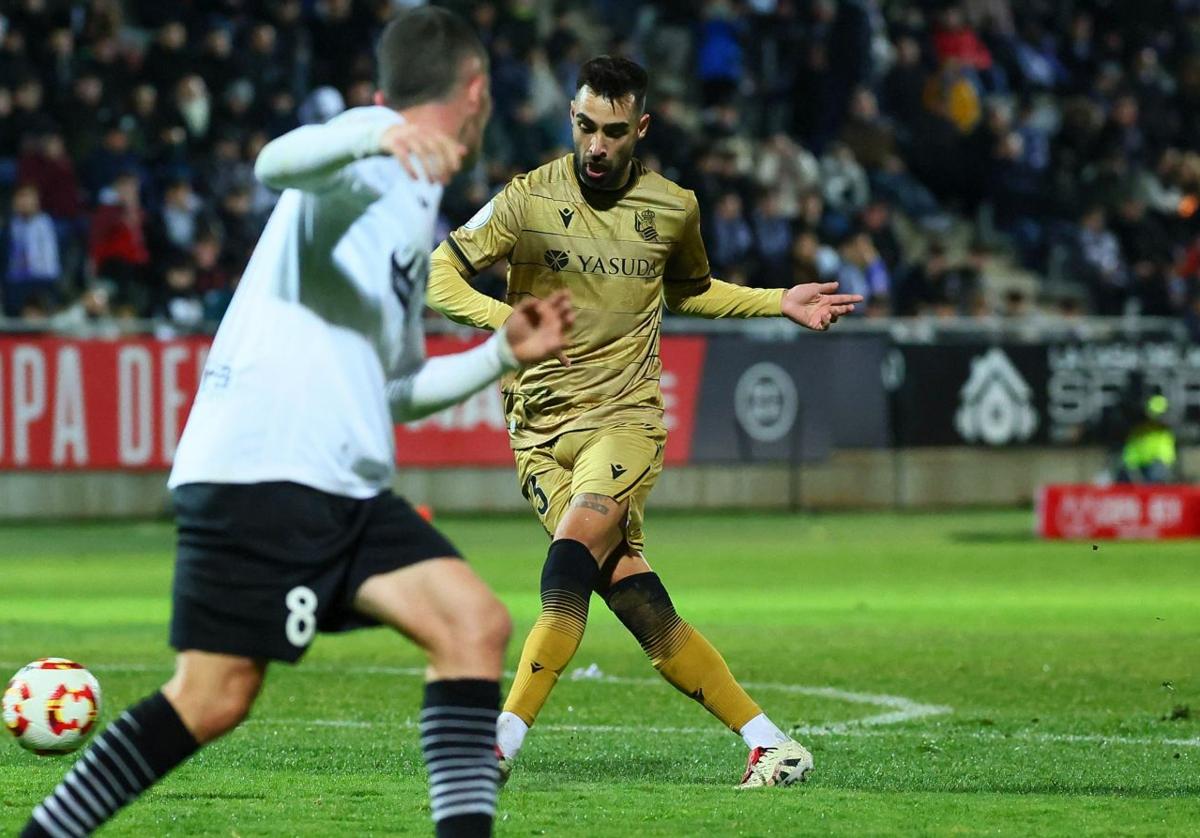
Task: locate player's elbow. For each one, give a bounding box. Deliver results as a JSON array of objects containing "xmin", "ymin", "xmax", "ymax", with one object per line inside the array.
[
  {"xmin": 253, "ymin": 146, "xmax": 286, "ymax": 190},
  {"xmin": 662, "ymin": 292, "xmax": 689, "ymax": 315}
]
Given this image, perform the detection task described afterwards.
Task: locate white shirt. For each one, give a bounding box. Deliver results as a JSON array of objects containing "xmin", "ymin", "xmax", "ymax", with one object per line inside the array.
[{"xmin": 170, "ymin": 106, "xmax": 514, "ymax": 498}]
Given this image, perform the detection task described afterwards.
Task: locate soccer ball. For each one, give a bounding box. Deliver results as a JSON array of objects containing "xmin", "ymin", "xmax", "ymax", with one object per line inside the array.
[{"xmin": 3, "ymin": 658, "xmax": 102, "ymax": 755}]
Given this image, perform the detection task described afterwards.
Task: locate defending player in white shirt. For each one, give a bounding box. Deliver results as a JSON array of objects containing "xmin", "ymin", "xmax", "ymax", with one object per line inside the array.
[{"xmin": 19, "ymin": 9, "xmax": 563, "ymax": 838}]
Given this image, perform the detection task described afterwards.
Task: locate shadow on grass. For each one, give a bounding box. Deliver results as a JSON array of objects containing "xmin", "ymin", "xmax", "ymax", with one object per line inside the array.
[{"xmin": 949, "ymin": 530, "xmax": 1040, "ymax": 544}]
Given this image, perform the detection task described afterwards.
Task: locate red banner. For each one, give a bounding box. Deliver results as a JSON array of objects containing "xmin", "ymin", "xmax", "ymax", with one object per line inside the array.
[
  {"xmin": 396, "ymin": 335, "xmax": 706, "ymax": 466},
  {"xmin": 1036, "ymin": 484, "xmax": 1200, "ymax": 539},
  {"xmin": 0, "ymin": 336, "xmax": 209, "ymax": 470},
  {"xmin": 0, "ymin": 335, "xmax": 707, "ymax": 470}
]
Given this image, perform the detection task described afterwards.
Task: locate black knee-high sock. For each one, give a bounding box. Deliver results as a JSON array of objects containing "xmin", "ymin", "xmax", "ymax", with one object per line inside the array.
[
  {"xmin": 421, "ymin": 679, "xmax": 501, "ymax": 838},
  {"xmin": 22, "ymin": 692, "xmax": 198, "ymax": 838}
]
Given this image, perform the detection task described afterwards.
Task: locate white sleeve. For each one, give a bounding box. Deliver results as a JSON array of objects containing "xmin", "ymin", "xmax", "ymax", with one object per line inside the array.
[
  {"xmin": 253, "ymin": 107, "xmax": 401, "ymax": 192},
  {"xmin": 387, "ymin": 329, "xmax": 520, "ymax": 422}
]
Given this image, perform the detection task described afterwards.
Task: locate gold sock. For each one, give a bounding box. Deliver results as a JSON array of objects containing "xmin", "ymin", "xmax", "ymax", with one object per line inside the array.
[
  {"xmin": 606, "ymin": 572, "xmax": 761, "ymax": 732},
  {"xmin": 503, "ymin": 539, "xmax": 597, "ymax": 726}
]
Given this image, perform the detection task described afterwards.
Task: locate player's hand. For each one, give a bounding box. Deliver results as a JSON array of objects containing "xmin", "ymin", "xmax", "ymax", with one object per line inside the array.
[
  {"xmin": 379, "ymin": 123, "xmax": 465, "ymax": 184},
  {"xmin": 780, "ymin": 281, "xmax": 863, "ymax": 331},
  {"xmin": 504, "ymin": 291, "xmax": 575, "ymax": 367}
]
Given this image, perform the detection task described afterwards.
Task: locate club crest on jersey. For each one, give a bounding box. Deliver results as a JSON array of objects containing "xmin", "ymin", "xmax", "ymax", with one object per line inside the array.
[
  {"xmin": 635, "ymin": 209, "xmax": 658, "ymax": 241},
  {"xmin": 544, "ymin": 249, "xmax": 569, "ymax": 272},
  {"xmin": 559, "ymin": 207, "xmax": 575, "ymax": 229}
]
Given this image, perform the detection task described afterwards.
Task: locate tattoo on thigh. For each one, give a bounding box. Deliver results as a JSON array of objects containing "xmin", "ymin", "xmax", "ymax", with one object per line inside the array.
[{"xmin": 571, "ymin": 493, "xmax": 612, "ymax": 515}]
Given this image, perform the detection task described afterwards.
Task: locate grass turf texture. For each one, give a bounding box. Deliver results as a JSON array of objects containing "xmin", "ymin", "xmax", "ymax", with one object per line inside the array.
[{"xmin": 1, "ymin": 510, "xmax": 1197, "ymax": 836}]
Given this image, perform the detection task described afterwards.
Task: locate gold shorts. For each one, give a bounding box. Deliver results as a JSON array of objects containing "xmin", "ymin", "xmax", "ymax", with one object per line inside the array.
[{"xmin": 512, "ymin": 423, "xmax": 666, "ymax": 555}]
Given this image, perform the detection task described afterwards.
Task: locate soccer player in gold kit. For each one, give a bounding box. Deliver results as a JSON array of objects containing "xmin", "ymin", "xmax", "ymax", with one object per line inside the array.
[{"xmin": 427, "ymin": 56, "xmax": 861, "ymax": 788}]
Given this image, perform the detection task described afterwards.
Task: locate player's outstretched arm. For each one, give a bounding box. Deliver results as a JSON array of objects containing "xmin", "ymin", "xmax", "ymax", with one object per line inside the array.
[
  {"xmin": 779, "ymin": 281, "xmax": 862, "ymax": 331},
  {"xmin": 388, "ymin": 291, "xmax": 573, "ymax": 421},
  {"xmin": 664, "ymin": 276, "xmax": 785, "ymax": 319},
  {"xmin": 254, "ymin": 111, "xmax": 464, "ymax": 192}
]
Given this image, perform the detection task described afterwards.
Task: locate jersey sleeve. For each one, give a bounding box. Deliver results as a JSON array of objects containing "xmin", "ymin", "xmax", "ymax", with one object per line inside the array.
[
  {"xmin": 427, "ymin": 244, "xmax": 513, "ymax": 331},
  {"xmin": 663, "ymin": 192, "xmax": 712, "ymax": 296},
  {"xmin": 441, "ymin": 176, "xmax": 529, "ymax": 276},
  {"xmin": 253, "ymin": 106, "xmax": 400, "ymax": 192},
  {"xmin": 663, "ymin": 193, "xmax": 782, "ymax": 318}
]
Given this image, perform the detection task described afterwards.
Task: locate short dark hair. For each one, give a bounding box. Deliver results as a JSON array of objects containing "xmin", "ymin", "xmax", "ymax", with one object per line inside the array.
[
  {"xmin": 577, "ymin": 55, "xmax": 649, "ymax": 112},
  {"xmin": 377, "ymin": 7, "xmax": 487, "ymax": 110}
]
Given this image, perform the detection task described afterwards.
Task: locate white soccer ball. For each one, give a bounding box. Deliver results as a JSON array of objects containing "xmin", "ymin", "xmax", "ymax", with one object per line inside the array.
[{"xmin": 3, "ymin": 658, "xmax": 102, "ymax": 755}]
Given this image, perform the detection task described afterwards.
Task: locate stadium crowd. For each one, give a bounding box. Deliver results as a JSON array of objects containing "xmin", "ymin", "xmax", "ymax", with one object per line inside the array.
[{"xmin": 2, "ymin": 0, "xmax": 1200, "ymax": 337}]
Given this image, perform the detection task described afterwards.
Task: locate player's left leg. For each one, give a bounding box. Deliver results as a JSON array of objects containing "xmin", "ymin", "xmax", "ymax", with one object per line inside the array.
[
  {"xmin": 599, "ymin": 547, "xmax": 813, "ymax": 788},
  {"xmin": 348, "ymin": 493, "xmax": 510, "ymax": 838},
  {"xmin": 597, "ymin": 460, "xmax": 813, "ymax": 787}
]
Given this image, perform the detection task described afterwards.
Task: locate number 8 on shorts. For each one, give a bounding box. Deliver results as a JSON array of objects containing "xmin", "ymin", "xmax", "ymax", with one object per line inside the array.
[{"xmin": 285, "ymin": 586, "xmax": 318, "ymax": 647}]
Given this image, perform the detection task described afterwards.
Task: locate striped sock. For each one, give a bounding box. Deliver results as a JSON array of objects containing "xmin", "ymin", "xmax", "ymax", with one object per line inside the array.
[
  {"xmin": 420, "ymin": 679, "xmax": 501, "ymax": 838},
  {"xmin": 21, "ymin": 692, "xmax": 198, "ymax": 838}
]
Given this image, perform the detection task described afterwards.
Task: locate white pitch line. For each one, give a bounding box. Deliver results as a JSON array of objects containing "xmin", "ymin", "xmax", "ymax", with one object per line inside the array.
[
  {"xmin": 245, "ymin": 718, "xmax": 1200, "ymax": 750},
  {"xmin": 3, "ymin": 659, "xmax": 948, "ymax": 732},
  {"xmin": 7, "ymin": 660, "xmax": 1192, "ymax": 749}
]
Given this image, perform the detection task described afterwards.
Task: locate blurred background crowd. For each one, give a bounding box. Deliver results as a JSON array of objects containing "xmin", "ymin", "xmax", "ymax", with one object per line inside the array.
[{"xmin": 3, "ymin": 0, "xmax": 1200, "ymax": 337}]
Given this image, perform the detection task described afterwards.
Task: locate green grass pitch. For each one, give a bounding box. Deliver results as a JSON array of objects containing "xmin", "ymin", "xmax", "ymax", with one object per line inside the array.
[{"xmin": 1, "ymin": 510, "xmax": 1198, "ymax": 836}]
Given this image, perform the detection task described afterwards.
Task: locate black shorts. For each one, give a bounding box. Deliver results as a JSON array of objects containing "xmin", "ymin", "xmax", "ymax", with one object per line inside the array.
[{"xmin": 170, "ymin": 482, "xmax": 461, "ymax": 663}]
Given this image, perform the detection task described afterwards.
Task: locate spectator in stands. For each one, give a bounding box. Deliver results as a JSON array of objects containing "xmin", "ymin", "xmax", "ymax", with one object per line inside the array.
[
  {"xmin": 154, "ymin": 178, "xmax": 204, "ymax": 254},
  {"xmin": 1112, "ymin": 193, "xmax": 1176, "ymax": 317},
  {"xmin": 153, "ymin": 254, "xmax": 204, "ymax": 330},
  {"xmin": 10, "ymin": 76, "xmax": 47, "ymax": 147},
  {"xmin": 923, "ymin": 59, "xmax": 982, "ymax": 136},
  {"xmin": 750, "ymin": 191, "xmax": 792, "ymax": 286},
  {"xmin": 840, "ymin": 87, "xmax": 896, "ymax": 172},
  {"xmin": 859, "ymin": 199, "xmax": 905, "ymax": 276},
  {"xmin": 881, "ymin": 34, "xmax": 928, "ymax": 132},
  {"xmin": 753, "ymin": 133, "xmax": 821, "ymax": 221},
  {"xmin": 141, "ymin": 21, "xmax": 191, "ymax": 93},
  {"xmin": 709, "ymin": 192, "xmax": 754, "ymax": 277},
  {"xmin": 216, "ymin": 186, "xmax": 258, "ymax": 271},
  {"xmin": 790, "ymin": 230, "xmax": 839, "ymax": 286},
  {"xmin": 191, "ymin": 231, "xmax": 230, "ymax": 294},
  {"xmin": 63, "ymin": 71, "xmax": 111, "ymax": 161},
  {"xmin": 834, "ymin": 230, "xmax": 890, "ymax": 314},
  {"xmin": 239, "ymin": 24, "xmax": 288, "ymax": 98},
  {"xmin": 1073, "ymin": 206, "xmax": 1129, "ymax": 315},
  {"xmin": 899, "ymin": 243, "xmax": 953, "ymax": 317},
  {"xmin": 172, "ymin": 75, "xmax": 212, "ymax": 150},
  {"xmin": 89, "ymin": 172, "xmax": 150, "ymax": 312},
  {"xmin": 17, "ymin": 129, "xmax": 82, "ymax": 221},
  {"xmin": 197, "ymin": 28, "xmax": 237, "ymax": 102},
  {"xmin": 0, "ymin": 87, "xmax": 17, "ymax": 159},
  {"xmin": 82, "ymin": 120, "xmax": 141, "ymax": 198},
  {"xmin": 819, "ymin": 142, "xmax": 869, "ymax": 238},
  {"xmin": 40, "ymin": 26, "xmax": 80, "ymax": 105},
  {"xmin": 2, "ymin": 183, "xmax": 61, "ymax": 317}
]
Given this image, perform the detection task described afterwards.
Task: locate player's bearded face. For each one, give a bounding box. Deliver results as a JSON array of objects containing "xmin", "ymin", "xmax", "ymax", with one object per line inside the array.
[{"xmin": 571, "ymin": 87, "xmax": 649, "ymax": 191}]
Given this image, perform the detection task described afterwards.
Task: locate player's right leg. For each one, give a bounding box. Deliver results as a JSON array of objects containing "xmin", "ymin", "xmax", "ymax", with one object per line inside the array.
[{"xmin": 20, "ymin": 651, "xmax": 266, "ymax": 837}]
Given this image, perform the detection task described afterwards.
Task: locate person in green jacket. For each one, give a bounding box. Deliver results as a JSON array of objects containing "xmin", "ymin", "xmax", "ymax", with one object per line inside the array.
[{"xmin": 1118, "ymin": 394, "xmax": 1178, "ymax": 483}]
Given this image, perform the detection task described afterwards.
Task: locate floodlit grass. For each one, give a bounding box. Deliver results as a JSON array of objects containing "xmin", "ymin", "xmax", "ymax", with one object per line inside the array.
[{"xmin": 1, "ymin": 510, "xmax": 1197, "ymax": 835}]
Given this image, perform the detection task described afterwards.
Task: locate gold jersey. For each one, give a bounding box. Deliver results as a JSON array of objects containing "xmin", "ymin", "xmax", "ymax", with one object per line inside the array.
[{"xmin": 429, "ymin": 153, "xmax": 781, "ymax": 449}]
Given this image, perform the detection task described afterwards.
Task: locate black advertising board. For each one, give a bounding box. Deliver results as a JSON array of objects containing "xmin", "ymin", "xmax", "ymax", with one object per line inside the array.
[
  {"xmin": 888, "ymin": 341, "xmax": 1200, "ymax": 447},
  {"xmin": 689, "ymin": 334, "xmax": 891, "ymax": 463}
]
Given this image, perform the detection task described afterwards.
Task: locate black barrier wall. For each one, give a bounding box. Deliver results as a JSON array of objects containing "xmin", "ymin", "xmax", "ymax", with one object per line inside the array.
[
  {"xmin": 887, "ymin": 340, "xmax": 1200, "ymax": 447},
  {"xmin": 690, "ymin": 335, "xmax": 892, "ymax": 462}
]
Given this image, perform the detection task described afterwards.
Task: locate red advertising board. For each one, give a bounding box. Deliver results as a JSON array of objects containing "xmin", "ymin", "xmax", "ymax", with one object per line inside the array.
[
  {"xmin": 0, "ymin": 336, "xmax": 210, "ymax": 470},
  {"xmin": 1036, "ymin": 484, "xmax": 1200, "ymax": 540},
  {"xmin": 0, "ymin": 334, "xmax": 706, "ymax": 471}
]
